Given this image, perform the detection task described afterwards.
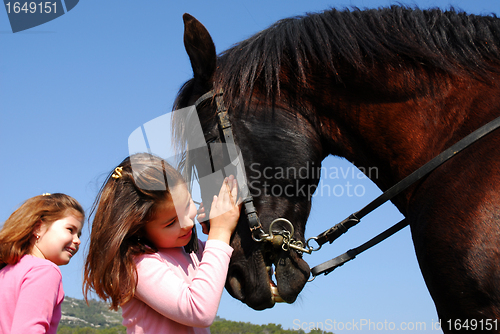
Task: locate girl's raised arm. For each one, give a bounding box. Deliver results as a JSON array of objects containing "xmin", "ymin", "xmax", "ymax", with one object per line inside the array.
[{"xmin": 207, "ymin": 176, "xmax": 240, "ymax": 244}]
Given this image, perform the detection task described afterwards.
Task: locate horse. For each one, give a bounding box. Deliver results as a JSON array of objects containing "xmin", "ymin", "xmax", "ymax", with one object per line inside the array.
[{"xmin": 173, "ymin": 5, "xmax": 500, "ymax": 329}]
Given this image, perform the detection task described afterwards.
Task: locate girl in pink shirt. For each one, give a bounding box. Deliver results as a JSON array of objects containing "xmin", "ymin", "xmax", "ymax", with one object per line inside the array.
[
  {"xmin": 0, "ymin": 193, "xmax": 84, "ymax": 334},
  {"xmin": 84, "ymin": 153, "xmax": 240, "ymax": 334}
]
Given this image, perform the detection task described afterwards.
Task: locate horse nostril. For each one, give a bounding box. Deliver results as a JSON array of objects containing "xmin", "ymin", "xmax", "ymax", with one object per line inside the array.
[{"xmin": 228, "ymin": 271, "xmax": 245, "ymax": 301}]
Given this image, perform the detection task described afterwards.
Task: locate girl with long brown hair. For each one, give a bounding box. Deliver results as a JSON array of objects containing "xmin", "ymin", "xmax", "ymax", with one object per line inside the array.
[
  {"xmin": 0, "ymin": 193, "xmax": 84, "ymax": 334},
  {"xmin": 83, "ymin": 153, "xmax": 240, "ymax": 333}
]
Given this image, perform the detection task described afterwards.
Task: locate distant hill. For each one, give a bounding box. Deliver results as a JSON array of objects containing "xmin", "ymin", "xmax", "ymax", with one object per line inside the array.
[
  {"xmin": 57, "ymin": 297, "xmax": 333, "ymax": 334},
  {"xmin": 59, "ymin": 296, "xmax": 122, "ymax": 329}
]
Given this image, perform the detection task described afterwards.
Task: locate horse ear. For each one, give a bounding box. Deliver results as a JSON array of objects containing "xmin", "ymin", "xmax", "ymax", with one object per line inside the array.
[{"xmin": 183, "ymin": 13, "xmax": 216, "ymax": 84}]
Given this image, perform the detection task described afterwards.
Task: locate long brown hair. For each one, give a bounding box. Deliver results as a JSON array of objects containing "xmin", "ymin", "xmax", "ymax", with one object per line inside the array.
[
  {"xmin": 83, "ymin": 153, "xmax": 198, "ymax": 310},
  {"xmin": 0, "ymin": 193, "xmax": 84, "ymax": 269}
]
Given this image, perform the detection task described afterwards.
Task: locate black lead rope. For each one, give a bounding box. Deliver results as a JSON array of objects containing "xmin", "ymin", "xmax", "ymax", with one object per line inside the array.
[
  {"xmin": 310, "ymin": 115, "xmax": 500, "ymax": 277},
  {"xmin": 310, "ymin": 219, "xmax": 409, "ymax": 277},
  {"xmin": 193, "ymin": 90, "xmax": 500, "ymax": 277}
]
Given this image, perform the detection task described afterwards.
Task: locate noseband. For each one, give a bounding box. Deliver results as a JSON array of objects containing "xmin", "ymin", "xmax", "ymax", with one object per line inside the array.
[{"xmin": 193, "ymin": 89, "xmax": 500, "ymax": 279}]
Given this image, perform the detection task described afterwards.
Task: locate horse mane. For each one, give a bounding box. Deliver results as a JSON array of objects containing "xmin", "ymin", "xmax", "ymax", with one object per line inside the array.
[
  {"xmin": 173, "ymin": 5, "xmax": 500, "ymax": 162},
  {"xmin": 209, "ymin": 6, "xmax": 500, "ymax": 108}
]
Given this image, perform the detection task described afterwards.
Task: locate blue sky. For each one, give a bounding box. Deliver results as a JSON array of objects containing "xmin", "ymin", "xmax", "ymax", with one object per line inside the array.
[{"xmin": 1, "ymin": 0, "xmax": 499, "ymax": 332}]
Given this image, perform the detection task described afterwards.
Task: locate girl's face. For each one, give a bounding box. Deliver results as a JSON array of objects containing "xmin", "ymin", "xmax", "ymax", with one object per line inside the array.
[
  {"xmin": 34, "ymin": 214, "xmax": 83, "ymax": 266},
  {"xmin": 145, "ymin": 183, "xmax": 197, "ymax": 249}
]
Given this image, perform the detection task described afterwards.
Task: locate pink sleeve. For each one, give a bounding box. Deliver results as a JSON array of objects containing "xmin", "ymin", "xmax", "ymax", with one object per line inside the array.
[
  {"xmin": 134, "ymin": 239, "xmax": 233, "ymax": 328},
  {"xmin": 10, "ymin": 265, "xmax": 64, "ymax": 334}
]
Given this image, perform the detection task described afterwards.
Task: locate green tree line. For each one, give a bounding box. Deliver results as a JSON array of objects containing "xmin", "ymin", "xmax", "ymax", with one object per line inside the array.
[
  {"xmin": 57, "ymin": 318, "xmax": 334, "ymax": 334},
  {"xmin": 58, "ymin": 297, "xmax": 333, "ymax": 334}
]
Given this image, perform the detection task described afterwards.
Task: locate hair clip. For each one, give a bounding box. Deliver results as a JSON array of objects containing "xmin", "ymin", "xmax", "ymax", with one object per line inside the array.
[
  {"xmin": 42, "ymin": 193, "xmax": 51, "ymax": 196},
  {"xmin": 112, "ymin": 167, "xmax": 123, "ymax": 179}
]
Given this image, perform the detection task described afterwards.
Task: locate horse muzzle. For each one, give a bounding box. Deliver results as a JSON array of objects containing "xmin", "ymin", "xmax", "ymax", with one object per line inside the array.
[{"xmin": 226, "ymin": 241, "xmax": 310, "ymax": 310}]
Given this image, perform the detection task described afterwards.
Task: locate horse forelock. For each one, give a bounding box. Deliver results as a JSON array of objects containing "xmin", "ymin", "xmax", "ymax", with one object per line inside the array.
[{"xmin": 212, "ymin": 5, "xmax": 500, "ymax": 110}]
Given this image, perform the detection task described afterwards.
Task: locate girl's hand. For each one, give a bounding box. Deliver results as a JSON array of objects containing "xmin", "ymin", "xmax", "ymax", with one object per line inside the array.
[
  {"xmin": 196, "ymin": 203, "xmax": 210, "ymax": 235},
  {"xmin": 207, "ymin": 175, "xmax": 241, "ymax": 244}
]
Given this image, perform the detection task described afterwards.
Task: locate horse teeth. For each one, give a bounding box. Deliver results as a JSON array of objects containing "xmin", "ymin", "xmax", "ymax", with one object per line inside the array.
[
  {"xmin": 266, "ymin": 265, "xmax": 274, "ymax": 276},
  {"xmin": 270, "ymin": 284, "xmax": 284, "ymax": 303},
  {"xmin": 267, "ymin": 265, "xmax": 277, "ymax": 286}
]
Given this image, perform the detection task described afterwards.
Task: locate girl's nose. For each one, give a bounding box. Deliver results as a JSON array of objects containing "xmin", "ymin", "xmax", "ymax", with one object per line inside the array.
[
  {"xmin": 74, "ymin": 235, "xmax": 81, "ymax": 245},
  {"xmin": 180, "ymin": 217, "xmax": 194, "ymax": 230},
  {"xmin": 188, "ymin": 199, "xmax": 197, "ymax": 220}
]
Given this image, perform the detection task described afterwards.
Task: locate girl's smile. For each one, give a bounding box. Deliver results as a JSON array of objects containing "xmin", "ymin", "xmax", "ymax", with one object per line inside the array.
[
  {"xmin": 179, "ymin": 229, "xmax": 192, "ymax": 240},
  {"xmin": 65, "ymin": 246, "xmax": 77, "ymax": 257},
  {"xmin": 33, "ymin": 214, "xmax": 83, "ymax": 265}
]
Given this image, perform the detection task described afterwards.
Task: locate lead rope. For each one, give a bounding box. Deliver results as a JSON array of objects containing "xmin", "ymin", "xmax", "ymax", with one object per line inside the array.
[
  {"xmin": 193, "ymin": 89, "xmax": 500, "ymax": 279},
  {"xmin": 309, "ymin": 114, "xmax": 500, "ymax": 279}
]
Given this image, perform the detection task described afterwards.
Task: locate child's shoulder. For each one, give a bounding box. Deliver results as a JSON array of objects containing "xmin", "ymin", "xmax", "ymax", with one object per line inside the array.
[
  {"xmin": 193, "ymin": 239, "xmax": 206, "ymax": 261},
  {"xmin": 197, "ymin": 239, "xmax": 206, "ymax": 252},
  {"xmin": 134, "ymin": 241, "xmax": 207, "ymax": 265},
  {"xmin": 20, "ymin": 255, "xmax": 61, "ymax": 274},
  {"xmin": 2, "ymin": 255, "xmax": 62, "ymax": 282},
  {"xmin": 133, "ymin": 251, "xmax": 162, "ymax": 263}
]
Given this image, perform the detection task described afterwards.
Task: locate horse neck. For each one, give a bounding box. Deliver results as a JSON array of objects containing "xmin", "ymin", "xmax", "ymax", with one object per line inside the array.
[{"xmin": 310, "ymin": 67, "xmax": 500, "ymax": 207}]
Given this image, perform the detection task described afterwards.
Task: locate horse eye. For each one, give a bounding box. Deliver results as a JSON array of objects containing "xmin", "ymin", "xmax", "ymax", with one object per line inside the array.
[{"xmin": 206, "ymin": 137, "xmax": 218, "ymax": 144}]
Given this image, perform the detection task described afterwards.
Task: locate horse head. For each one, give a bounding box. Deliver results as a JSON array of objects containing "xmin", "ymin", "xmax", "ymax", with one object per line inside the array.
[
  {"xmin": 175, "ymin": 14, "xmax": 325, "ymax": 310},
  {"xmin": 173, "ymin": 6, "xmax": 500, "ymax": 324}
]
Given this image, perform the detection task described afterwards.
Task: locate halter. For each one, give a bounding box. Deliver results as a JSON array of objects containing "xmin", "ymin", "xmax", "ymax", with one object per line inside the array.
[
  {"xmin": 193, "ymin": 89, "xmax": 500, "ymax": 279},
  {"xmin": 194, "ymin": 90, "xmax": 265, "ymax": 241},
  {"xmin": 194, "ymin": 90, "xmax": 310, "ymax": 253}
]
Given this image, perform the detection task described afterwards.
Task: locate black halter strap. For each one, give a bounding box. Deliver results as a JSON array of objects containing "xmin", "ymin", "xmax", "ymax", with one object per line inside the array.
[{"xmin": 194, "ymin": 90, "xmax": 266, "ymax": 241}]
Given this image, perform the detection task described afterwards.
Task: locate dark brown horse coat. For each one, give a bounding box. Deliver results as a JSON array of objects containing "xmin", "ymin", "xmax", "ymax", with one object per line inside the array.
[{"xmin": 175, "ymin": 6, "xmax": 500, "ymax": 331}]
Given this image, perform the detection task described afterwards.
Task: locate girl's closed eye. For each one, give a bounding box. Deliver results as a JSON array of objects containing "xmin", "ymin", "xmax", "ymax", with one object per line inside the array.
[{"xmin": 164, "ymin": 219, "xmax": 177, "ymax": 228}]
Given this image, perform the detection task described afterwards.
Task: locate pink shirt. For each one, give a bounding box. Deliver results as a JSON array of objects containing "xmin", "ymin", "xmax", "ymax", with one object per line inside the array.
[
  {"xmin": 0, "ymin": 255, "xmax": 64, "ymax": 334},
  {"xmin": 121, "ymin": 239, "xmax": 233, "ymax": 334}
]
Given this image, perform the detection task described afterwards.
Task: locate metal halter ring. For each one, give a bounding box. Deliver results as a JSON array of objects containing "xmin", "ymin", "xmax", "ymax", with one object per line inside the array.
[
  {"xmin": 269, "ymin": 218, "xmax": 295, "ymax": 239},
  {"xmin": 269, "ymin": 218, "xmax": 314, "ymax": 254},
  {"xmin": 305, "ymin": 236, "xmax": 323, "ymax": 252}
]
